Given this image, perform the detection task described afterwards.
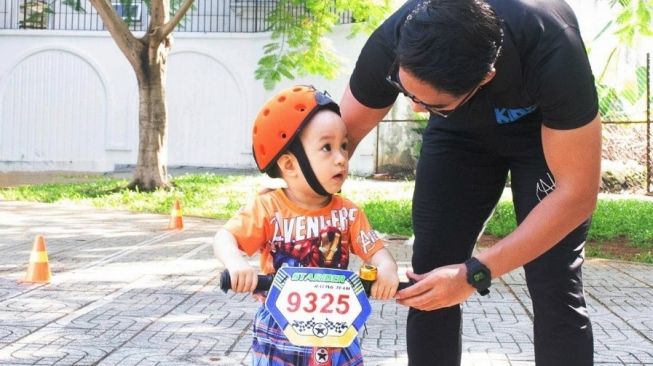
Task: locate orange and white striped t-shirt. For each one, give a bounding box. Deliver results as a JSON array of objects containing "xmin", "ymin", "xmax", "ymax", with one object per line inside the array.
[{"xmin": 224, "ymin": 189, "xmax": 385, "ymax": 275}]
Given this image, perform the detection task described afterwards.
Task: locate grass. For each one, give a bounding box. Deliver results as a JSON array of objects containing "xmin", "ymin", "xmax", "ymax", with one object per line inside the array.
[
  {"xmin": 362, "ymin": 200, "xmax": 413, "ymax": 237},
  {"xmin": 0, "ymin": 174, "xmax": 258, "ymax": 219},
  {"xmin": 2, "ymin": 173, "xmax": 651, "ymax": 263},
  {"xmin": 589, "ymin": 199, "xmax": 653, "ymax": 246},
  {"xmin": 483, "ymin": 200, "xmax": 653, "ymax": 264},
  {"xmin": 483, "ymin": 200, "xmax": 653, "ymax": 247}
]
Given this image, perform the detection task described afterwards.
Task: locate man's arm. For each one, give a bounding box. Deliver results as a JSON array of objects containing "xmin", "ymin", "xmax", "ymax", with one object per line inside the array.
[
  {"xmin": 479, "ymin": 114, "xmax": 602, "ymax": 276},
  {"xmin": 396, "ymin": 114, "xmax": 602, "ymax": 310},
  {"xmin": 340, "ymin": 84, "xmax": 393, "ymax": 155}
]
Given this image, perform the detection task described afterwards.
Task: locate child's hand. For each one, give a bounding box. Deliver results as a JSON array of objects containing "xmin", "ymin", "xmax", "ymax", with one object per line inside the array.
[
  {"xmin": 252, "ymin": 292, "xmax": 266, "ymax": 303},
  {"xmin": 227, "ymin": 262, "xmax": 258, "ymax": 293},
  {"xmin": 214, "ymin": 229, "xmax": 258, "ymax": 293},
  {"xmin": 371, "ymin": 261, "xmax": 400, "ymax": 300},
  {"xmin": 367, "ymin": 248, "xmax": 400, "ymax": 300}
]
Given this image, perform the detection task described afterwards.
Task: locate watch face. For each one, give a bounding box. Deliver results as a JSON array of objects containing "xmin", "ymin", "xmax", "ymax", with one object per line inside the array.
[{"xmin": 473, "ymin": 271, "xmax": 487, "ymax": 283}]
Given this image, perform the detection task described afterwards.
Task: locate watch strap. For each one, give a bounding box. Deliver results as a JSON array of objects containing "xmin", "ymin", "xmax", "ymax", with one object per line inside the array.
[{"xmin": 465, "ymin": 257, "xmax": 491, "ymax": 296}]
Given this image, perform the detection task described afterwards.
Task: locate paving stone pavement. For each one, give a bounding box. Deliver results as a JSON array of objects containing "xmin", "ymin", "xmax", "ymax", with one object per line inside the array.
[{"xmin": 0, "ymin": 201, "xmax": 651, "ymax": 366}]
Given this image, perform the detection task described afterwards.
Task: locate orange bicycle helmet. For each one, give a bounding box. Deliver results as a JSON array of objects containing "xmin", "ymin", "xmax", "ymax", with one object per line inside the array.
[{"xmin": 252, "ymin": 85, "xmax": 340, "ymax": 173}]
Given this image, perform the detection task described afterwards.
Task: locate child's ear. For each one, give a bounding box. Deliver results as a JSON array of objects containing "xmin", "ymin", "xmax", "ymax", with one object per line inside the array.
[{"xmin": 277, "ymin": 153, "xmax": 298, "ymax": 177}]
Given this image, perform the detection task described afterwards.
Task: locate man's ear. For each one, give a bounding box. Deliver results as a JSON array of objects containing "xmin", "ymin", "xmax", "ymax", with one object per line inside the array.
[{"xmin": 277, "ymin": 153, "xmax": 298, "ymax": 177}]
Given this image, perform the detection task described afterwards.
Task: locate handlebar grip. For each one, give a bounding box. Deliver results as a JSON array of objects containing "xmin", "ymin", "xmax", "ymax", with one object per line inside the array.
[
  {"xmin": 397, "ymin": 280, "xmax": 413, "ymax": 291},
  {"xmin": 360, "ymin": 278, "xmax": 413, "ymax": 297},
  {"xmin": 219, "ymin": 270, "xmax": 274, "ymax": 294}
]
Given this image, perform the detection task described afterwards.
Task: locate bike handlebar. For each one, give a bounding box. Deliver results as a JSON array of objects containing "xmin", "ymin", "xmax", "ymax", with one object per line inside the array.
[
  {"xmin": 219, "ymin": 269, "xmax": 412, "ymax": 297},
  {"xmin": 219, "ymin": 270, "xmax": 274, "ymax": 294}
]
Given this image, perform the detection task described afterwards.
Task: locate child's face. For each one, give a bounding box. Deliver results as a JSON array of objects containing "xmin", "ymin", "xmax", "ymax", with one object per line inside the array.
[{"xmin": 298, "ymin": 110, "xmax": 349, "ymax": 194}]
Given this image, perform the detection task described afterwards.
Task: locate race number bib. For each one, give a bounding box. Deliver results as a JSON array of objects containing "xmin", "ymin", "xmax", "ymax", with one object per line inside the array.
[{"xmin": 265, "ymin": 267, "xmax": 371, "ymax": 348}]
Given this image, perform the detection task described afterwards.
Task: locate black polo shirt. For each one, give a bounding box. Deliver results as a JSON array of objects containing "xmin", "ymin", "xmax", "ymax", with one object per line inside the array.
[{"xmin": 349, "ymin": 0, "xmax": 599, "ymax": 131}]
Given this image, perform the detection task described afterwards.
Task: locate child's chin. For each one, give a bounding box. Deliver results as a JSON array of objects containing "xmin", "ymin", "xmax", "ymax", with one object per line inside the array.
[{"xmin": 329, "ymin": 183, "xmax": 344, "ymax": 194}]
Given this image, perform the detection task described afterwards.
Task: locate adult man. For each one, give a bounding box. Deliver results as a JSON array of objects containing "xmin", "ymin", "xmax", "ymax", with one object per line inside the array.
[{"xmin": 340, "ymin": 0, "xmax": 601, "ymax": 365}]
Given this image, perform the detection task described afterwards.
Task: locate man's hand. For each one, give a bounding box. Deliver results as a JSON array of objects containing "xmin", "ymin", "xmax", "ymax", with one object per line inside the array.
[{"xmin": 395, "ymin": 263, "xmax": 474, "ymax": 311}]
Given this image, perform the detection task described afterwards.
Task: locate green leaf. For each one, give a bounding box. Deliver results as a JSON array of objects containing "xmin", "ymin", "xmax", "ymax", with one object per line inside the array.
[
  {"xmin": 62, "ymin": 0, "xmax": 85, "ymax": 12},
  {"xmin": 631, "ymin": 66, "xmax": 646, "ymax": 100},
  {"xmin": 278, "ymin": 65, "xmax": 295, "ymax": 79},
  {"xmin": 258, "ymin": 55, "xmax": 278, "ymax": 68},
  {"xmin": 263, "ymin": 43, "xmax": 280, "ymax": 53},
  {"xmin": 254, "ymin": 0, "xmax": 390, "ymax": 90}
]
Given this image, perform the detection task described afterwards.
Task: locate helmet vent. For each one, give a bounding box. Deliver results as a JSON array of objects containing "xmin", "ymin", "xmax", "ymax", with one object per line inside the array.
[
  {"xmin": 278, "ymin": 96, "xmax": 286, "ymax": 102},
  {"xmin": 263, "ymin": 109, "xmax": 270, "ymax": 116},
  {"xmin": 295, "ymin": 104, "xmax": 306, "ymax": 112},
  {"xmin": 293, "ymin": 87, "xmax": 302, "ymax": 92},
  {"xmin": 253, "ymin": 126, "xmax": 257, "ymax": 134},
  {"xmin": 280, "ymin": 132, "xmax": 287, "ymax": 139},
  {"xmin": 259, "ymin": 144, "xmax": 266, "ymax": 156}
]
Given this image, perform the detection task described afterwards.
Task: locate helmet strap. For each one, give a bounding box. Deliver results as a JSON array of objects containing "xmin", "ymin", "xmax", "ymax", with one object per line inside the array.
[{"xmin": 288, "ymin": 139, "xmax": 331, "ymax": 197}]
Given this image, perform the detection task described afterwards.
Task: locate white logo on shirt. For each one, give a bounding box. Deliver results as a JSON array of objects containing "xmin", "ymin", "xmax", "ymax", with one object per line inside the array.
[
  {"xmin": 359, "ymin": 230, "xmax": 381, "ymax": 253},
  {"xmin": 270, "ymin": 208, "xmax": 358, "ymax": 243},
  {"xmin": 536, "ymin": 173, "xmax": 556, "ymax": 202}
]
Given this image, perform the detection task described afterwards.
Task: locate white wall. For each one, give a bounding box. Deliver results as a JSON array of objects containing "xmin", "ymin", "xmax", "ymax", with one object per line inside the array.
[{"xmin": 0, "ymin": 26, "xmax": 377, "ymax": 175}]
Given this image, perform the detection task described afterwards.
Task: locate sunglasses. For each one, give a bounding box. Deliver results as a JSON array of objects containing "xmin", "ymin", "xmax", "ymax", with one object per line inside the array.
[
  {"xmin": 385, "ymin": 60, "xmax": 481, "ymax": 118},
  {"xmin": 385, "ymin": 42, "xmax": 502, "ymax": 118}
]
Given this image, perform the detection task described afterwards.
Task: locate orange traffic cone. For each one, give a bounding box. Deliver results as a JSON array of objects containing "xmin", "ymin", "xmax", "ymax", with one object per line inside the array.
[
  {"xmin": 23, "ymin": 235, "xmax": 51, "ymax": 283},
  {"xmin": 168, "ymin": 200, "xmax": 184, "ymax": 230}
]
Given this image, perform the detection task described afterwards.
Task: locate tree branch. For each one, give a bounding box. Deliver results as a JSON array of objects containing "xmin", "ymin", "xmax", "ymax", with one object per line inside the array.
[
  {"xmin": 149, "ymin": 0, "xmax": 166, "ymax": 30},
  {"xmin": 161, "ymin": 0, "xmax": 194, "ymax": 38},
  {"xmin": 89, "ymin": 0, "xmax": 141, "ymax": 66}
]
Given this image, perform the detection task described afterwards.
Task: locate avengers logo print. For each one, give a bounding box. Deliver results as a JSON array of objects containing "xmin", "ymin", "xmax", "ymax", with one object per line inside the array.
[{"xmin": 268, "ymin": 208, "xmax": 352, "ymax": 270}]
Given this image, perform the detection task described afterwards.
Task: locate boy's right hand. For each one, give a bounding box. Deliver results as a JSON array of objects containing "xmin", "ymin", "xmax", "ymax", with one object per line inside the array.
[{"xmin": 226, "ymin": 263, "xmax": 258, "ymax": 293}]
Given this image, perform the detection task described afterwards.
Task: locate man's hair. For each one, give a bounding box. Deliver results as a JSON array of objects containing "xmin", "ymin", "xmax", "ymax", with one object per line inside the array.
[{"xmin": 397, "ymin": 0, "xmax": 503, "ymax": 96}]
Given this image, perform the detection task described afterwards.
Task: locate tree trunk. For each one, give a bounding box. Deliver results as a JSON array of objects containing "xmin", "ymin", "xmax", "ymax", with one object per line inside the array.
[
  {"xmin": 128, "ymin": 41, "xmax": 172, "ymax": 191},
  {"xmin": 87, "ymin": 0, "xmax": 195, "ymax": 191}
]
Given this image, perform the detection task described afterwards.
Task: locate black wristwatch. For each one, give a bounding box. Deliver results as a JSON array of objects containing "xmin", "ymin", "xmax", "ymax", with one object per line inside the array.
[{"xmin": 464, "ymin": 257, "xmax": 491, "ymax": 296}]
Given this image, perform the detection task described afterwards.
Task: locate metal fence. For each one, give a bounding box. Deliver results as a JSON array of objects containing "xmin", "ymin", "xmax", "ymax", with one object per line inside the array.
[
  {"xmin": 0, "ymin": 0, "xmax": 353, "ymax": 32},
  {"xmin": 376, "ymin": 52, "xmax": 652, "ymax": 194}
]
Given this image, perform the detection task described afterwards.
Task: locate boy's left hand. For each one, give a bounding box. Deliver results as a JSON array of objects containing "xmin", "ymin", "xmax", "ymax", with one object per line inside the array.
[{"xmin": 370, "ymin": 262, "xmax": 400, "ymax": 300}]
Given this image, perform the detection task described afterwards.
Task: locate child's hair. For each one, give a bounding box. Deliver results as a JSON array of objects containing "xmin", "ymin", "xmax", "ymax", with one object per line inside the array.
[{"xmin": 252, "ymin": 85, "xmax": 340, "ymax": 179}]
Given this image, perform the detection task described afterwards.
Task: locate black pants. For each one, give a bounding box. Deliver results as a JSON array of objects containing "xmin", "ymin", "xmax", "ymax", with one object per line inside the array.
[{"xmin": 407, "ymin": 121, "xmax": 593, "ymax": 366}]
